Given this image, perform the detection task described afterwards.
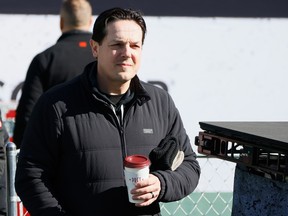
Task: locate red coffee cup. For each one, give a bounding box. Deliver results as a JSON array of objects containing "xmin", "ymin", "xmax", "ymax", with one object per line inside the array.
[{"xmin": 124, "ymin": 155, "xmax": 150, "ymax": 203}]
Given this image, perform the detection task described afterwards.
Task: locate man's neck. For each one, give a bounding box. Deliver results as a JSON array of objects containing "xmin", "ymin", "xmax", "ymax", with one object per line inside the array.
[
  {"xmin": 61, "ymin": 26, "xmax": 91, "ymax": 33},
  {"xmin": 97, "ymin": 76, "xmax": 131, "ymax": 96}
]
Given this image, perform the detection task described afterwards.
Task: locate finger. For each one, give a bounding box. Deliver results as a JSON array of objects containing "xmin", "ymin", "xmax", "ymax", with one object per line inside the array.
[
  {"xmin": 131, "ymin": 184, "xmax": 153, "ymax": 194},
  {"xmin": 135, "ymin": 194, "xmax": 157, "ymax": 207},
  {"xmin": 135, "ymin": 174, "xmax": 156, "ymax": 187},
  {"xmin": 132, "ymin": 190, "xmax": 158, "ymax": 203},
  {"xmin": 150, "ymin": 191, "xmax": 155, "ymax": 199}
]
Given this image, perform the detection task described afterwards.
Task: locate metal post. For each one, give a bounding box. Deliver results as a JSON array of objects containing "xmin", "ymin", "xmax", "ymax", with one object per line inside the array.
[{"xmin": 5, "ymin": 142, "xmax": 18, "ymax": 216}]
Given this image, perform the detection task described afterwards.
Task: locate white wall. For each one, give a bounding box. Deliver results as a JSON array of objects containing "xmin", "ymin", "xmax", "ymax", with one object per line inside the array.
[
  {"xmin": 141, "ymin": 17, "xmax": 288, "ymax": 137},
  {"xmin": 1, "ymin": 14, "xmax": 288, "ymax": 192}
]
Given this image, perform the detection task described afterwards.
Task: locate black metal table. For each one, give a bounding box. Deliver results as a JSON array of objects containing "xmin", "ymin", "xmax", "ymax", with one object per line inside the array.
[{"xmin": 195, "ymin": 121, "xmax": 288, "ymax": 181}]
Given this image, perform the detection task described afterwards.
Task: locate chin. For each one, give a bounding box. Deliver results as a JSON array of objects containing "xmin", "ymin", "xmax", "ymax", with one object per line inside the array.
[{"xmin": 118, "ymin": 73, "xmax": 136, "ymax": 82}]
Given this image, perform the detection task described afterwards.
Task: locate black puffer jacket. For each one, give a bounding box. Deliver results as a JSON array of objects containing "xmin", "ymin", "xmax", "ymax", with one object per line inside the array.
[
  {"xmin": 13, "ymin": 30, "xmax": 95, "ymax": 148},
  {"xmin": 15, "ymin": 62, "xmax": 200, "ymax": 216}
]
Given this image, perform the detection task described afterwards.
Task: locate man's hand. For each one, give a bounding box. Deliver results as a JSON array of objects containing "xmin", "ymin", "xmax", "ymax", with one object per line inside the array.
[{"xmin": 130, "ymin": 174, "xmax": 161, "ymax": 207}]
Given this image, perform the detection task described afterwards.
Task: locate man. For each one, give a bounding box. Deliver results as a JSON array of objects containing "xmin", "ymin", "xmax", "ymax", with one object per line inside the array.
[
  {"xmin": 15, "ymin": 7, "xmax": 201, "ymax": 216},
  {"xmin": 0, "ymin": 110, "xmax": 9, "ymax": 216},
  {"xmin": 13, "ymin": 0, "xmax": 94, "ymax": 148}
]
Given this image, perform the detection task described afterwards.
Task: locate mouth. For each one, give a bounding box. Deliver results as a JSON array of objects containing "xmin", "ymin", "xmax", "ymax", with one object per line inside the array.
[{"xmin": 117, "ymin": 62, "xmax": 132, "ymax": 67}]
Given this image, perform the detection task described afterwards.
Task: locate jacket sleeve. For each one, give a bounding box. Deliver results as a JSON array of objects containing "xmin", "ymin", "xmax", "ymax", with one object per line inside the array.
[
  {"xmin": 15, "ymin": 94, "xmax": 70, "ymax": 216},
  {"xmin": 13, "ymin": 55, "xmax": 46, "ymax": 148},
  {"xmin": 151, "ymin": 95, "xmax": 201, "ymax": 202}
]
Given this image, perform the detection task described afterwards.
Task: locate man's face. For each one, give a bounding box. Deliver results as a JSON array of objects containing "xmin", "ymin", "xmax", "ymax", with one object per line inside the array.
[{"xmin": 90, "ymin": 20, "xmax": 143, "ymax": 88}]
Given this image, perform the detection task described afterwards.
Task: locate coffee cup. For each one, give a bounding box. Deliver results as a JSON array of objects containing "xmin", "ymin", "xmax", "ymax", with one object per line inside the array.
[{"xmin": 124, "ymin": 154, "xmax": 150, "ymax": 203}]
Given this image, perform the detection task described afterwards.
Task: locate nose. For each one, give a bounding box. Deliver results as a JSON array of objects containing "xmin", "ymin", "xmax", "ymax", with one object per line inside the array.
[{"xmin": 121, "ymin": 44, "xmax": 132, "ymax": 58}]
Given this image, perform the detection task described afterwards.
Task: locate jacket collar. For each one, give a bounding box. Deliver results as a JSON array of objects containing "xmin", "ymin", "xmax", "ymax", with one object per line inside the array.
[{"xmin": 57, "ymin": 30, "xmax": 92, "ymax": 42}]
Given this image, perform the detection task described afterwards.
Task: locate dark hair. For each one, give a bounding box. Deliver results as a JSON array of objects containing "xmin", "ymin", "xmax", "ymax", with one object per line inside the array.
[{"xmin": 92, "ymin": 7, "xmax": 147, "ymax": 45}]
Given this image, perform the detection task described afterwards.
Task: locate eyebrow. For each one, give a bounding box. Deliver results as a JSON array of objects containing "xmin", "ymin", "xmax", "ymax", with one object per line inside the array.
[{"xmin": 110, "ymin": 39, "xmax": 141, "ymax": 45}]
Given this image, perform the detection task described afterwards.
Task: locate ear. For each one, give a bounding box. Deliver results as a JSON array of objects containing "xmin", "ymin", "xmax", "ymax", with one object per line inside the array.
[
  {"xmin": 89, "ymin": 17, "xmax": 94, "ymax": 28},
  {"xmin": 60, "ymin": 17, "xmax": 64, "ymax": 31},
  {"xmin": 90, "ymin": 39, "xmax": 99, "ymax": 58}
]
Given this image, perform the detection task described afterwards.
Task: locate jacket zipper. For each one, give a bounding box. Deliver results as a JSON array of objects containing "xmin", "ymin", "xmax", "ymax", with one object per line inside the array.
[{"xmin": 110, "ymin": 104, "xmax": 127, "ymax": 159}]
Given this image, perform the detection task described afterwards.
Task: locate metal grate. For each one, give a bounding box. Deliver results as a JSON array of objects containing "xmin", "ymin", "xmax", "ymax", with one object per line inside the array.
[{"xmin": 160, "ymin": 192, "xmax": 233, "ymax": 216}]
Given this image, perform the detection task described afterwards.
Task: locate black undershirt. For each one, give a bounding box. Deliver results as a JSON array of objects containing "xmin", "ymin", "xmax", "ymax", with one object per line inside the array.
[{"xmin": 104, "ymin": 93, "xmax": 125, "ymax": 105}]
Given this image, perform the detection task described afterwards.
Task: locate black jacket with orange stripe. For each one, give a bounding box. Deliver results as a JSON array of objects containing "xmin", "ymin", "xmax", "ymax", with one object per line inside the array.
[{"xmin": 13, "ymin": 30, "xmax": 94, "ymax": 148}]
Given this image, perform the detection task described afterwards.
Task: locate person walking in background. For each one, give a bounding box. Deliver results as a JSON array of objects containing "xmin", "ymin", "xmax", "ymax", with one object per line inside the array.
[
  {"xmin": 0, "ymin": 109, "xmax": 9, "ymax": 216},
  {"xmin": 13, "ymin": 0, "xmax": 94, "ymax": 148},
  {"xmin": 15, "ymin": 7, "xmax": 201, "ymax": 216}
]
